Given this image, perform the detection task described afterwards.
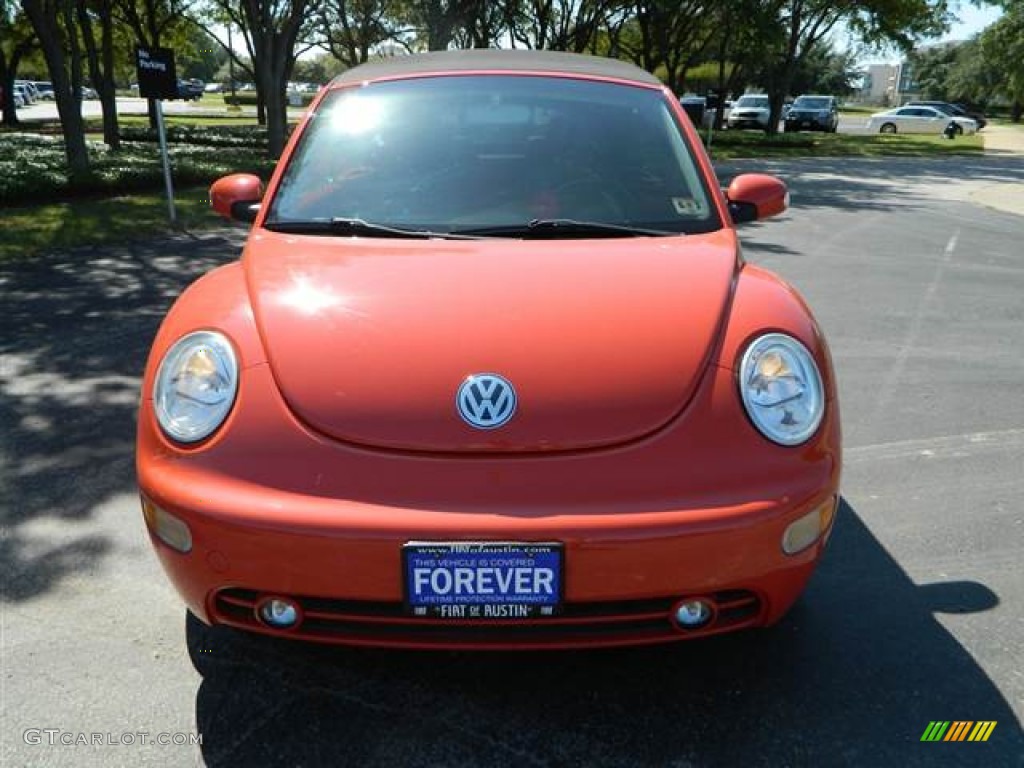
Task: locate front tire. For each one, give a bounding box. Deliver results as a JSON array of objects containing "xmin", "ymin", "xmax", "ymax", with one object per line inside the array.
[{"xmin": 880, "ymin": 123, "xmax": 897, "ymax": 134}]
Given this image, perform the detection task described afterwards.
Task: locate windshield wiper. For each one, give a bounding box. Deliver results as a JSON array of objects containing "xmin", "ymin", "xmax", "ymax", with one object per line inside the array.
[
  {"xmin": 264, "ymin": 217, "xmax": 489, "ymax": 240},
  {"xmin": 450, "ymin": 219, "xmax": 676, "ymax": 238}
]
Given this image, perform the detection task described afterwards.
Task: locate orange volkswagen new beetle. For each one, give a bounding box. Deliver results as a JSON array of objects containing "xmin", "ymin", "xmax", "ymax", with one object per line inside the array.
[{"xmin": 137, "ymin": 50, "xmax": 840, "ymax": 650}]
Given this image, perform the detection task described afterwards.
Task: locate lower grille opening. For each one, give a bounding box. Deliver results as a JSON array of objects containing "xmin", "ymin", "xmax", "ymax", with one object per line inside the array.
[{"xmin": 211, "ymin": 587, "xmax": 764, "ymax": 648}]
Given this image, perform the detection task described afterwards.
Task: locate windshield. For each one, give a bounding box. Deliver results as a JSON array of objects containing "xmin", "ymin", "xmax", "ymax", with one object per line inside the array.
[
  {"xmin": 735, "ymin": 96, "xmax": 768, "ymax": 109},
  {"xmin": 793, "ymin": 97, "xmax": 831, "ymax": 110},
  {"xmin": 266, "ymin": 75, "xmax": 720, "ymax": 237}
]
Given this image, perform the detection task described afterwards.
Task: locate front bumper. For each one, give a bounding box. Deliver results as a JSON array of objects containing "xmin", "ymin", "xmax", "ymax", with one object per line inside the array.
[
  {"xmin": 784, "ymin": 116, "xmax": 831, "ymax": 132},
  {"xmin": 139, "ymin": 353, "xmax": 840, "ymax": 649},
  {"xmin": 727, "ymin": 116, "xmax": 768, "ymax": 130},
  {"xmin": 144, "ymin": 485, "xmax": 835, "ymax": 649}
]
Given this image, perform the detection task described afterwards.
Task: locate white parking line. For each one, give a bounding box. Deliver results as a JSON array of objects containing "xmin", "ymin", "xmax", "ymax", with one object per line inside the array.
[
  {"xmin": 845, "ymin": 427, "xmax": 1024, "ymax": 464},
  {"xmin": 868, "ymin": 228, "xmax": 959, "ymax": 428}
]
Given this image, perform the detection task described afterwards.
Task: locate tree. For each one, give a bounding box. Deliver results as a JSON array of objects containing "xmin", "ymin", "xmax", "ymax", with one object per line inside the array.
[
  {"xmin": 505, "ymin": 0, "xmax": 617, "ymax": 53},
  {"xmin": 114, "ymin": 0, "xmax": 194, "ymax": 127},
  {"xmin": 761, "ymin": 0, "xmax": 950, "ymax": 133},
  {"xmin": 453, "ymin": 0, "xmax": 509, "ymax": 48},
  {"xmin": 789, "ymin": 43, "xmax": 860, "ymax": 97},
  {"xmin": 1, "ymin": 1, "xmax": 37, "ymax": 127},
  {"xmin": 21, "ymin": 0, "xmax": 90, "ymax": 178},
  {"xmin": 981, "ymin": 2, "xmax": 1024, "ymax": 120},
  {"xmin": 392, "ymin": 0, "xmax": 481, "ymax": 51},
  {"xmin": 178, "ymin": 23, "xmax": 229, "ymax": 80},
  {"xmin": 76, "ymin": 0, "xmax": 120, "ymax": 148},
  {"xmin": 203, "ymin": 0, "xmax": 317, "ymax": 157},
  {"xmin": 628, "ymin": 0, "xmax": 718, "ymax": 93},
  {"xmin": 317, "ymin": 0, "xmax": 399, "ymax": 68}
]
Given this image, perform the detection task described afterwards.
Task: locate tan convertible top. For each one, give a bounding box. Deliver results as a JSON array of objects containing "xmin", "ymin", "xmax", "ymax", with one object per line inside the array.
[{"xmin": 330, "ymin": 49, "xmax": 662, "ymax": 88}]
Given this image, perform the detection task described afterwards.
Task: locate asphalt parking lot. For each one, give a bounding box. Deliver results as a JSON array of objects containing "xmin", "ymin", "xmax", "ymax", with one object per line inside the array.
[{"xmin": 2, "ymin": 153, "xmax": 1023, "ymax": 767}]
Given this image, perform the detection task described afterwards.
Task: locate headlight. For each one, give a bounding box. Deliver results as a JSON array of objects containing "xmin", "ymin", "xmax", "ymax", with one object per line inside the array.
[
  {"xmin": 738, "ymin": 333, "xmax": 824, "ymax": 446},
  {"xmin": 154, "ymin": 331, "xmax": 238, "ymax": 443}
]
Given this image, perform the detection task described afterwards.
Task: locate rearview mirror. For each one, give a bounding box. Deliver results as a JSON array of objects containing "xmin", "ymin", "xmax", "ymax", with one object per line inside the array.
[
  {"xmin": 210, "ymin": 173, "xmax": 264, "ymax": 223},
  {"xmin": 724, "ymin": 174, "xmax": 788, "ymax": 224}
]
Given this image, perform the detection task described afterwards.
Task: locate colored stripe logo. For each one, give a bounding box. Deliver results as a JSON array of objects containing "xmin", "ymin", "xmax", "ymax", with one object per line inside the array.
[{"xmin": 921, "ymin": 721, "xmax": 996, "ymax": 742}]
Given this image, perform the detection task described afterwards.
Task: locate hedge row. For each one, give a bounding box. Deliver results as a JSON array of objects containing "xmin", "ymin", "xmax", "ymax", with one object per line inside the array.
[
  {"xmin": 118, "ymin": 123, "xmax": 270, "ymax": 148},
  {"xmin": 0, "ymin": 132, "xmax": 276, "ymax": 205},
  {"xmin": 225, "ymin": 91, "xmax": 316, "ymax": 107}
]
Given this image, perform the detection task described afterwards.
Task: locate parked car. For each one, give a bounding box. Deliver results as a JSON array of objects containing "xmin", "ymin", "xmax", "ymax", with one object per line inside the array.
[
  {"xmin": 680, "ymin": 93, "xmax": 733, "ymax": 129},
  {"xmin": 906, "ymin": 100, "xmax": 987, "ymax": 130},
  {"xmin": 17, "ymin": 80, "xmax": 41, "ymax": 103},
  {"xmin": 6, "ymin": 87, "xmax": 26, "ymax": 109},
  {"xmin": 784, "ymin": 94, "xmax": 839, "ymax": 133},
  {"xmin": 32, "ymin": 81, "xmax": 54, "ymax": 100},
  {"xmin": 176, "ymin": 79, "xmax": 204, "ymax": 101},
  {"xmin": 140, "ymin": 50, "xmax": 840, "ymax": 653},
  {"xmin": 727, "ymin": 93, "xmax": 771, "ymax": 130},
  {"xmin": 81, "ymin": 86, "xmax": 98, "ymax": 99},
  {"xmin": 679, "ymin": 95, "xmax": 708, "ymax": 127},
  {"xmin": 866, "ymin": 105, "xmax": 977, "ymax": 135},
  {"xmin": 13, "ymin": 82, "xmax": 34, "ymax": 105}
]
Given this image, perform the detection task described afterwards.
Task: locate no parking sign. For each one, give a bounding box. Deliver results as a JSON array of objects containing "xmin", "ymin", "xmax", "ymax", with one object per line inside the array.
[
  {"xmin": 134, "ymin": 46, "xmax": 178, "ymax": 222},
  {"xmin": 135, "ymin": 47, "xmax": 177, "ymax": 100}
]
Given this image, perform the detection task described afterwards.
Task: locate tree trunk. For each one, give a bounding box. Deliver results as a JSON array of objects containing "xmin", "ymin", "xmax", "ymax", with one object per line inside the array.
[
  {"xmin": 1012, "ymin": 101, "xmax": 1022, "ymax": 123},
  {"xmin": 1, "ymin": 53, "xmax": 21, "ymax": 128},
  {"xmin": 99, "ymin": 0, "xmax": 119, "ymax": 148},
  {"xmin": 265, "ymin": 77, "xmax": 287, "ymax": 159},
  {"xmin": 76, "ymin": 0, "xmax": 119, "ymax": 149},
  {"xmin": 21, "ymin": 0, "xmax": 91, "ymax": 180}
]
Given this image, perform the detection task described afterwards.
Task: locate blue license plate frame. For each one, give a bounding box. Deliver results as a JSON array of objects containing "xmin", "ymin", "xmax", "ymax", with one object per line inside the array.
[{"xmin": 402, "ymin": 542, "xmax": 563, "ymax": 619}]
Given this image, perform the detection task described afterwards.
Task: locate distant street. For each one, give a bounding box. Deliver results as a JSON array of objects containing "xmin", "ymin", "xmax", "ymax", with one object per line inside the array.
[
  {"xmin": 11, "ymin": 96, "xmax": 306, "ymax": 122},
  {"xmin": 10, "ymin": 96, "xmax": 884, "ymax": 134}
]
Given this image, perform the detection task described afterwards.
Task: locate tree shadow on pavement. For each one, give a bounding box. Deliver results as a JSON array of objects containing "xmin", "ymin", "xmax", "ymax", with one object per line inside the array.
[
  {"xmin": 719, "ymin": 154, "xmax": 1024, "ymax": 214},
  {"xmin": 0, "ymin": 230, "xmax": 243, "ymax": 601},
  {"xmin": 191, "ymin": 498, "xmax": 1023, "ymax": 768}
]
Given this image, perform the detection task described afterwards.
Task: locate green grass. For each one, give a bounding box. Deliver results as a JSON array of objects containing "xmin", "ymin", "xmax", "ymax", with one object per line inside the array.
[
  {"xmin": 0, "ymin": 185, "xmax": 233, "ymax": 262},
  {"xmin": 705, "ymin": 130, "xmax": 984, "ymax": 160}
]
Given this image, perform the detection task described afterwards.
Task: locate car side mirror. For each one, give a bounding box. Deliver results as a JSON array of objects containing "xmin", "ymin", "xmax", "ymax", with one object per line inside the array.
[
  {"xmin": 724, "ymin": 173, "xmax": 788, "ymax": 224},
  {"xmin": 210, "ymin": 173, "xmax": 264, "ymax": 223}
]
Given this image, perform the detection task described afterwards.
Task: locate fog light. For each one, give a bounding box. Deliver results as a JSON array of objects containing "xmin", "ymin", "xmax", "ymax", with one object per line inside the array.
[
  {"xmin": 257, "ymin": 598, "xmax": 300, "ymax": 629},
  {"xmin": 782, "ymin": 497, "xmax": 836, "ymax": 555},
  {"xmin": 673, "ymin": 599, "xmax": 713, "ymax": 628},
  {"xmin": 141, "ymin": 497, "xmax": 192, "ymax": 553}
]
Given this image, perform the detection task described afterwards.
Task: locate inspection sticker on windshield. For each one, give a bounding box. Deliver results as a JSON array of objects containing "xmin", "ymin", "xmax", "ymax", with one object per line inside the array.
[
  {"xmin": 672, "ymin": 197, "xmax": 704, "ymax": 216},
  {"xmin": 403, "ymin": 542, "xmax": 563, "ymax": 618}
]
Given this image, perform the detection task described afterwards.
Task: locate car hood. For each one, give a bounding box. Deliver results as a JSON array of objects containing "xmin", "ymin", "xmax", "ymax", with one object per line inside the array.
[{"xmin": 243, "ymin": 230, "xmax": 738, "ymax": 453}]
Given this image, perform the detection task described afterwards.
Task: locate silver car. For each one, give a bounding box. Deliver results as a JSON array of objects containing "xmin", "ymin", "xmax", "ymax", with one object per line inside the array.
[
  {"xmin": 727, "ymin": 94, "xmax": 770, "ymax": 130},
  {"xmin": 866, "ymin": 106, "xmax": 977, "ymax": 136}
]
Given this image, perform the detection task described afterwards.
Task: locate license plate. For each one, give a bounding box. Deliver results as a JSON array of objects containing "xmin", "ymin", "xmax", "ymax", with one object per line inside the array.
[{"xmin": 403, "ymin": 542, "xmax": 563, "ymax": 618}]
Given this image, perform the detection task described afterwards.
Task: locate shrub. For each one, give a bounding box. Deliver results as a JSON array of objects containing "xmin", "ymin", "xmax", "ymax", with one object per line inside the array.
[
  {"xmin": 0, "ymin": 132, "xmax": 275, "ymax": 205},
  {"xmin": 119, "ymin": 123, "xmax": 270, "ymax": 148},
  {"xmin": 224, "ymin": 91, "xmax": 315, "ymax": 107}
]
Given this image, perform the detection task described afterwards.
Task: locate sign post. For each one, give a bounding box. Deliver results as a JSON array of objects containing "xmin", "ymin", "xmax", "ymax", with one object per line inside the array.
[
  {"xmin": 135, "ymin": 46, "xmax": 178, "ymax": 224},
  {"xmin": 153, "ymin": 100, "xmax": 176, "ymax": 224}
]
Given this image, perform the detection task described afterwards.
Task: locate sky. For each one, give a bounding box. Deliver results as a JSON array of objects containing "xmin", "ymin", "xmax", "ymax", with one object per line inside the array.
[
  {"xmin": 939, "ymin": 3, "xmax": 1005, "ymax": 42},
  {"xmin": 858, "ymin": 3, "xmax": 1004, "ymax": 64}
]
